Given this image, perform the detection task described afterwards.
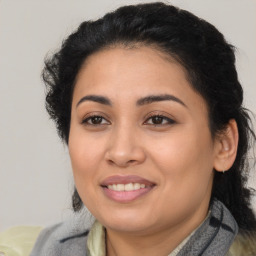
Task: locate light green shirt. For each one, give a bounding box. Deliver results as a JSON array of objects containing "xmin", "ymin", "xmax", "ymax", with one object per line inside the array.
[{"xmin": 0, "ymin": 226, "xmax": 42, "ymax": 256}]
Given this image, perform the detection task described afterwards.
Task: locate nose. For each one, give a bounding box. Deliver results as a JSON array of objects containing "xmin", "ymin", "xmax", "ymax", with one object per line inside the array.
[{"xmin": 105, "ymin": 124, "xmax": 146, "ymax": 168}]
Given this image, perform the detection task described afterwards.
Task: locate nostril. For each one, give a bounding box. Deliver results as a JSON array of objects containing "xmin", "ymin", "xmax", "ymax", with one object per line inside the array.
[
  {"xmin": 107, "ymin": 158, "xmax": 137, "ymax": 167},
  {"xmin": 107, "ymin": 159, "xmax": 115, "ymax": 165}
]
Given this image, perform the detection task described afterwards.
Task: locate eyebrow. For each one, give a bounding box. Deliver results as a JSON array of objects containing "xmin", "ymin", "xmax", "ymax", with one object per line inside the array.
[
  {"xmin": 76, "ymin": 95, "xmax": 112, "ymax": 108},
  {"xmin": 76, "ymin": 94, "xmax": 187, "ymax": 108},
  {"xmin": 136, "ymin": 94, "xmax": 187, "ymax": 107}
]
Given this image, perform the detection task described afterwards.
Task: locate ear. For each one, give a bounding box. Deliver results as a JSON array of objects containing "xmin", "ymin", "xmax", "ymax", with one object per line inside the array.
[{"xmin": 213, "ymin": 119, "xmax": 239, "ymax": 172}]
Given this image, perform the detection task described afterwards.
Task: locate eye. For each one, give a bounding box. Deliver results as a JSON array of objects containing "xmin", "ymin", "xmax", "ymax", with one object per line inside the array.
[
  {"xmin": 144, "ymin": 114, "xmax": 175, "ymax": 126},
  {"xmin": 82, "ymin": 115, "xmax": 110, "ymax": 126}
]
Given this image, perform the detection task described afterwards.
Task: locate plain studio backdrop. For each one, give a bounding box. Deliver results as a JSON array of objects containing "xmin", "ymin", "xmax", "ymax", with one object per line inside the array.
[{"xmin": 0, "ymin": 0, "xmax": 255, "ymax": 232}]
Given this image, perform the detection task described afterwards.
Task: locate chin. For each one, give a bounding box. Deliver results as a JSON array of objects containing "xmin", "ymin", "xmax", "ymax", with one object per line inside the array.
[{"xmin": 96, "ymin": 208, "xmax": 158, "ymax": 233}]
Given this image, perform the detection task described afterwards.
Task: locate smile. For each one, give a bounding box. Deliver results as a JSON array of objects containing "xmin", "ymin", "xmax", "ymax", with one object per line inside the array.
[
  {"xmin": 101, "ymin": 175, "xmax": 156, "ymax": 203},
  {"xmin": 107, "ymin": 183, "xmax": 146, "ymax": 191}
]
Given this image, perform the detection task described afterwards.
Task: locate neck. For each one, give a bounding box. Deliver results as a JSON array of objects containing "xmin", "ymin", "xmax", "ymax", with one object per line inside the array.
[{"xmin": 106, "ymin": 207, "xmax": 208, "ymax": 256}]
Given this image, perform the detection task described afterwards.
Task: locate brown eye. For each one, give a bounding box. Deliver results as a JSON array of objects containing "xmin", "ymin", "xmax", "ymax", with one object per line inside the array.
[
  {"xmin": 82, "ymin": 115, "xmax": 109, "ymax": 125},
  {"xmin": 145, "ymin": 115, "xmax": 175, "ymax": 126},
  {"xmin": 91, "ymin": 116, "xmax": 103, "ymax": 124},
  {"xmin": 151, "ymin": 116, "xmax": 164, "ymax": 124}
]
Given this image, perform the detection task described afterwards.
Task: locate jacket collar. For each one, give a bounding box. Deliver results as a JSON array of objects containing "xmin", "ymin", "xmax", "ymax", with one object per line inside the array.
[
  {"xmin": 177, "ymin": 199, "xmax": 238, "ymax": 255},
  {"xmin": 57, "ymin": 208, "xmax": 95, "ymax": 242}
]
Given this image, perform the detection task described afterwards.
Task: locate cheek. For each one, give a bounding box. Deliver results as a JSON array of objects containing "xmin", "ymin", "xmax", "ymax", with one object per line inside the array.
[
  {"xmin": 69, "ymin": 136, "xmax": 104, "ymax": 215},
  {"xmin": 148, "ymin": 126, "xmax": 214, "ymax": 192},
  {"xmin": 68, "ymin": 126, "xmax": 105, "ymax": 191},
  {"xmin": 146, "ymin": 128, "xmax": 214, "ymax": 221}
]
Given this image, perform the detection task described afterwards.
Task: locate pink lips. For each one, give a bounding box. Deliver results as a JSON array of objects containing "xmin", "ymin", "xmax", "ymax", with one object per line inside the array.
[{"xmin": 101, "ymin": 175, "xmax": 156, "ymax": 203}]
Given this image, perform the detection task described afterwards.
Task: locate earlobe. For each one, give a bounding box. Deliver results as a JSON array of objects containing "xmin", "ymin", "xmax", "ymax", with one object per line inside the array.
[{"xmin": 213, "ymin": 119, "xmax": 239, "ymax": 172}]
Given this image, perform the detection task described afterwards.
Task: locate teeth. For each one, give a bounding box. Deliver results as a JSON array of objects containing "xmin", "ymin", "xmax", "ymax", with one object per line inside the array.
[
  {"xmin": 124, "ymin": 183, "xmax": 133, "ymax": 191},
  {"xmin": 107, "ymin": 183, "xmax": 147, "ymax": 191},
  {"xmin": 134, "ymin": 183, "xmax": 140, "ymax": 190},
  {"xmin": 117, "ymin": 184, "xmax": 124, "ymax": 191}
]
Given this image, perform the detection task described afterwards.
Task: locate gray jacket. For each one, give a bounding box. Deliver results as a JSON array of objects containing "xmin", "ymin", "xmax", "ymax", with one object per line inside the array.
[
  {"xmin": 30, "ymin": 209, "xmax": 93, "ymax": 256},
  {"xmin": 30, "ymin": 199, "xmax": 238, "ymax": 256}
]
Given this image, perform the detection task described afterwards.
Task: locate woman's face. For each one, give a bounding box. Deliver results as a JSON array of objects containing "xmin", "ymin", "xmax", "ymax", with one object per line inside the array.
[{"xmin": 69, "ymin": 46, "xmax": 219, "ymax": 235}]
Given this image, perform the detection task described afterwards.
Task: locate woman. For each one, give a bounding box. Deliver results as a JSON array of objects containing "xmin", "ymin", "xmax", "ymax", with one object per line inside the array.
[{"xmin": 31, "ymin": 2, "xmax": 256, "ymax": 255}]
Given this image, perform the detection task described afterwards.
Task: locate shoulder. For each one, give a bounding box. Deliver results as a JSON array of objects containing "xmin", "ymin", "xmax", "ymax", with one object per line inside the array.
[
  {"xmin": 30, "ymin": 210, "xmax": 95, "ymax": 256},
  {"xmin": 0, "ymin": 226, "xmax": 42, "ymax": 256},
  {"xmin": 228, "ymin": 231, "xmax": 256, "ymax": 256}
]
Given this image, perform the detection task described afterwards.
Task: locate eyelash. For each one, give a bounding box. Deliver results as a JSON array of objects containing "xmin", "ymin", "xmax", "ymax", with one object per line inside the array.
[
  {"xmin": 81, "ymin": 114, "xmax": 176, "ymax": 127},
  {"xmin": 82, "ymin": 115, "xmax": 110, "ymax": 126},
  {"xmin": 144, "ymin": 114, "xmax": 176, "ymax": 126}
]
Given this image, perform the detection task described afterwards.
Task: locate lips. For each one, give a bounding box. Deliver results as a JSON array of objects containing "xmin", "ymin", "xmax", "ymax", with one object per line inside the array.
[{"xmin": 101, "ymin": 175, "xmax": 156, "ymax": 203}]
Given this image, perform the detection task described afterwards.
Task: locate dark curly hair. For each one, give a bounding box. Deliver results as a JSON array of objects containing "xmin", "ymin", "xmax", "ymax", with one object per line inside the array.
[{"xmin": 42, "ymin": 2, "xmax": 256, "ymax": 231}]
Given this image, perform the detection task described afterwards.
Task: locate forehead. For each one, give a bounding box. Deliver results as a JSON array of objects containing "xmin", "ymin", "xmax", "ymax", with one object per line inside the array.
[
  {"xmin": 73, "ymin": 46, "xmax": 207, "ymax": 112},
  {"xmin": 76, "ymin": 46, "xmax": 185, "ymax": 88}
]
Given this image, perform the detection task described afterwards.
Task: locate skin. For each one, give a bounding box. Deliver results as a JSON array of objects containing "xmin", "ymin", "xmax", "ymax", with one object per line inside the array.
[{"xmin": 69, "ymin": 46, "xmax": 238, "ymax": 256}]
